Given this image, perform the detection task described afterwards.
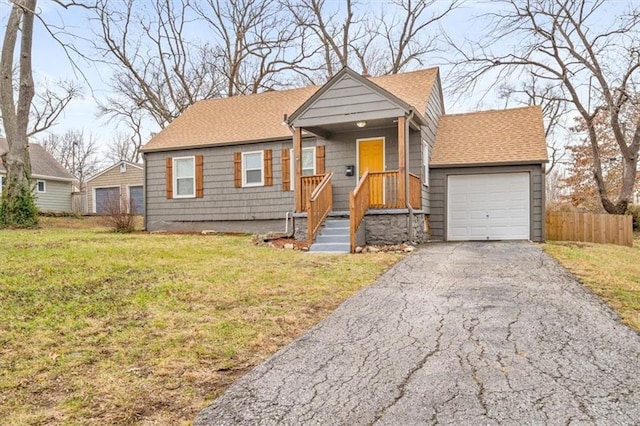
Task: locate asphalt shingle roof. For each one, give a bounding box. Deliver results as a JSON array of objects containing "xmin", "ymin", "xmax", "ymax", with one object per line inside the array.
[
  {"xmin": 431, "ymin": 106, "xmax": 549, "ymax": 167},
  {"xmin": 141, "ymin": 68, "xmax": 439, "ymax": 152},
  {"xmin": 0, "ymin": 138, "xmax": 75, "ymax": 180}
]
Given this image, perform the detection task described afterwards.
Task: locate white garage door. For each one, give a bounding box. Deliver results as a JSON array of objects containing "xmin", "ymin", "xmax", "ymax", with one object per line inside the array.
[{"xmin": 447, "ymin": 173, "xmax": 530, "ymax": 241}]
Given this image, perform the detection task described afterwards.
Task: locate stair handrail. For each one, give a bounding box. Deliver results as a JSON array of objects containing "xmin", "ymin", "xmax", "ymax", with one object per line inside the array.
[
  {"xmin": 349, "ymin": 171, "xmax": 370, "ymax": 252},
  {"xmin": 307, "ymin": 172, "xmax": 334, "ymax": 247}
]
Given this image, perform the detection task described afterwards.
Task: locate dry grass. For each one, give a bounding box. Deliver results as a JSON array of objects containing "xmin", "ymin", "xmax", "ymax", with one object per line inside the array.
[
  {"xmin": 544, "ymin": 240, "xmax": 640, "ymax": 331},
  {"xmin": 0, "ymin": 218, "xmax": 402, "ymax": 424}
]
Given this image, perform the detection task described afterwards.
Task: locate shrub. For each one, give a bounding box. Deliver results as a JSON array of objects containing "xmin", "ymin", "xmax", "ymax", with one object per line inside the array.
[
  {"xmin": 0, "ymin": 180, "xmax": 39, "ymax": 228},
  {"xmin": 101, "ymin": 192, "xmax": 138, "ymax": 233},
  {"xmin": 626, "ymin": 204, "xmax": 640, "ymax": 231}
]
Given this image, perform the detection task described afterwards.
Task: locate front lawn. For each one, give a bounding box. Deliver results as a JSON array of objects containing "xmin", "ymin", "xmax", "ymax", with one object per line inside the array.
[
  {"xmin": 0, "ymin": 218, "xmax": 401, "ymax": 424},
  {"xmin": 545, "ymin": 241, "xmax": 640, "ymax": 331}
]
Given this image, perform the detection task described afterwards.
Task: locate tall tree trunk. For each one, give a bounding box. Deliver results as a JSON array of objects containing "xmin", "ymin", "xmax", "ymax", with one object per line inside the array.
[{"xmin": 0, "ymin": 0, "xmax": 37, "ymax": 226}]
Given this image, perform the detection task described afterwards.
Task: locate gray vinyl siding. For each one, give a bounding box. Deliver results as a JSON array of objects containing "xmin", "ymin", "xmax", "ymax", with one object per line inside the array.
[
  {"xmin": 145, "ymin": 125, "xmax": 423, "ymax": 228},
  {"xmin": 429, "ymin": 164, "xmax": 546, "ymax": 242},
  {"xmin": 294, "ymin": 75, "xmax": 406, "ymax": 128},
  {"xmin": 34, "ymin": 179, "xmax": 73, "ymax": 213},
  {"xmin": 145, "ymin": 140, "xmax": 297, "ymax": 227},
  {"xmin": 420, "ymin": 76, "xmax": 444, "ymax": 214}
]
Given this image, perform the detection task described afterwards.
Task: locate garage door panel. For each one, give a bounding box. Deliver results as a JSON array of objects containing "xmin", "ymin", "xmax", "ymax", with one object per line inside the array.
[
  {"xmin": 95, "ymin": 187, "xmax": 121, "ymax": 214},
  {"xmin": 447, "ymin": 173, "xmax": 530, "ymax": 241}
]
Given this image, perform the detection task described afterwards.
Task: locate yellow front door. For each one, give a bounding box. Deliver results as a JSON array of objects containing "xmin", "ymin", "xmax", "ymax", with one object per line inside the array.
[{"xmin": 358, "ymin": 138, "xmax": 384, "ymax": 205}]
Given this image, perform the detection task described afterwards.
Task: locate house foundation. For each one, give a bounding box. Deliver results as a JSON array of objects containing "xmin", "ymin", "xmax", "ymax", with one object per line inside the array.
[{"xmin": 294, "ymin": 210, "xmax": 427, "ymax": 248}]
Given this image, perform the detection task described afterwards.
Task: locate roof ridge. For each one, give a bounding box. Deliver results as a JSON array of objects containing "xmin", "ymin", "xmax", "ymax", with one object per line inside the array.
[
  {"xmin": 191, "ymin": 67, "xmax": 439, "ymax": 106},
  {"xmin": 443, "ymin": 105, "xmax": 540, "ymax": 118}
]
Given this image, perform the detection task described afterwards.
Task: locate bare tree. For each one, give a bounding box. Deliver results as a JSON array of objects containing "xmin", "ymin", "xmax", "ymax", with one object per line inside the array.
[
  {"xmin": 284, "ymin": 0, "xmax": 366, "ymax": 80},
  {"xmin": 194, "ymin": 0, "xmax": 317, "ymax": 95},
  {"xmin": 92, "ymin": 0, "xmax": 222, "ymax": 130},
  {"xmin": 450, "ymin": 0, "xmax": 640, "ymax": 214},
  {"xmin": 28, "ymin": 80, "xmax": 82, "ymax": 137},
  {"xmin": 377, "ymin": 0, "xmax": 460, "ymax": 75},
  {"xmin": 0, "ymin": 0, "xmax": 38, "ymax": 226},
  {"xmin": 40, "ymin": 129, "xmax": 101, "ymax": 185},
  {"xmin": 105, "ymin": 131, "xmax": 142, "ymax": 164},
  {"xmin": 498, "ymin": 75, "xmax": 568, "ymax": 171}
]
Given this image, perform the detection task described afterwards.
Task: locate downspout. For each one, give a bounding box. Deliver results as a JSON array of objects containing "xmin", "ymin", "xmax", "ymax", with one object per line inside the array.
[
  {"xmin": 406, "ymin": 111, "xmax": 415, "ymax": 244},
  {"xmin": 285, "ymin": 115, "xmax": 296, "ymax": 236}
]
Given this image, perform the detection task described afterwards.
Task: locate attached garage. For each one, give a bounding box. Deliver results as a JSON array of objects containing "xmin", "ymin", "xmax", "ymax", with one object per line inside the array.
[
  {"xmin": 447, "ymin": 172, "xmax": 530, "ymax": 240},
  {"xmin": 428, "ymin": 107, "xmax": 549, "ymax": 243}
]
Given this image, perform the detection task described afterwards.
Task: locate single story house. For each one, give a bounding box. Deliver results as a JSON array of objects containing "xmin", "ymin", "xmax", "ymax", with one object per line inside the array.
[
  {"xmin": 85, "ymin": 160, "xmax": 144, "ymax": 214},
  {"xmin": 0, "ymin": 138, "xmax": 75, "ymax": 213},
  {"xmin": 140, "ymin": 67, "xmax": 548, "ymax": 252}
]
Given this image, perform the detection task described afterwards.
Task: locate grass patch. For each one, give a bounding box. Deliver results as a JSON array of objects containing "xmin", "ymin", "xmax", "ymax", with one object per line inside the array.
[
  {"xmin": 544, "ymin": 241, "xmax": 640, "ymax": 331},
  {"xmin": 0, "ymin": 218, "xmax": 401, "ymax": 424}
]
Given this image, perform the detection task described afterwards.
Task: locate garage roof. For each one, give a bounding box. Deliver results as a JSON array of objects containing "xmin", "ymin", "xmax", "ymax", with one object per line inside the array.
[
  {"xmin": 141, "ymin": 67, "xmax": 438, "ymax": 152},
  {"xmin": 431, "ymin": 106, "xmax": 548, "ymax": 167}
]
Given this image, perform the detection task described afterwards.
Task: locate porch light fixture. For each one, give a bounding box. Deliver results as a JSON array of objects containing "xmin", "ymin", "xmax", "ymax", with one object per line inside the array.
[{"xmin": 356, "ymin": 121, "xmax": 367, "ymax": 128}]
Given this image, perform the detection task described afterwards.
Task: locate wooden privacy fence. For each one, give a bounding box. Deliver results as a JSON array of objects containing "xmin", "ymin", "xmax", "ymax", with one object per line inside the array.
[{"xmin": 546, "ymin": 211, "xmax": 633, "ymax": 247}]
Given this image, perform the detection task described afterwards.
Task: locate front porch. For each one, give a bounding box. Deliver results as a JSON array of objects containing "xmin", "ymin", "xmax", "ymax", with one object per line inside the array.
[
  {"xmin": 286, "ymin": 67, "xmax": 430, "ymax": 252},
  {"xmin": 291, "ymin": 118, "xmax": 426, "ymax": 252}
]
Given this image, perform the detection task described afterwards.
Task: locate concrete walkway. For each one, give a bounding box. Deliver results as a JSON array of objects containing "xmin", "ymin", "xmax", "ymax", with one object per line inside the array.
[{"xmin": 196, "ymin": 242, "xmax": 640, "ymax": 425}]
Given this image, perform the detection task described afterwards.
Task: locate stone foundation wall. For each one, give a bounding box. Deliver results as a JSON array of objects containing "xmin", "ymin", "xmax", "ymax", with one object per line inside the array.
[
  {"xmin": 295, "ymin": 212, "xmax": 427, "ymax": 247},
  {"xmin": 364, "ymin": 212, "xmax": 426, "ymax": 245},
  {"xmin": 294, "ymin": 217, "xmax": 308, "ymax": 241}
]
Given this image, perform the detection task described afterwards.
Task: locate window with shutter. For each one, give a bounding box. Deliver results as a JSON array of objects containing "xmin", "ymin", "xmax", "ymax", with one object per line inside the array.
[
  {"xmin": 173, "ymin": 156, "xmax": 196, "ymax": 198},
  {"xmin": 289, "ymin": 147, "xmax": 316, "ymax": 191},
  {"xmin": 242, "ymin": 151, "xmax": 264, "ymax": 187}
]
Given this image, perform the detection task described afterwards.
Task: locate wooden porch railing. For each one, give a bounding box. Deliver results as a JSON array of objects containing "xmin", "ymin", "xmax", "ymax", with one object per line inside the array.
[
  {"xmin": 307, "ymin": 172, "xmax": 334, "ymax": 247},
  {"xmin": 301, "ymin": 174, "xmax": 325, "ymax": 212},
  {"xmin": 409, "ymin": 173, "xmax": 422, "ymax": 209},
  {"xmin": 349, "ymin": 171, "xmax": 371, "ymax": 253},
  {"xmin": 368, "ymin": 171, "xmax": 401, "ymax": 209}
]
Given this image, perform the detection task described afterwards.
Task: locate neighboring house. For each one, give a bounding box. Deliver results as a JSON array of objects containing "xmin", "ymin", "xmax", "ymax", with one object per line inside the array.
[
  {"xmin": 85, "ymin": 161, "xmax": 144, "ymax": 214},
  {"xmin": 140, "ymin": 67, "xmax": 548, "ymax": 251},
  {"xmin": 0, "ymin": 138, "xmax": 75, "ymax": 213}
]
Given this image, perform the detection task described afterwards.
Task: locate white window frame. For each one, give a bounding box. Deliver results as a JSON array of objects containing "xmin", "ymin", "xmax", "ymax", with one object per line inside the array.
[
  {"xmin": 173, "ymin": 156, "xmax": 196, "ymax": 198},
  {"xmin": 0, "ymin": 175, "xmax": 5, "ymax": 193},
  {"xmin": 289, "ymin": 147, "xmax": 316, "ymax": 191},
  {"xmin": 242, "ymin": 151, "xmax": 264, "ymax": 187},
  {"xmin": 422, "ymin": 139, "xmax": 429, "ymax": 187},
  {"xmin": 36, "ymin": 180, "xmax": 46, "ymax": 193}
]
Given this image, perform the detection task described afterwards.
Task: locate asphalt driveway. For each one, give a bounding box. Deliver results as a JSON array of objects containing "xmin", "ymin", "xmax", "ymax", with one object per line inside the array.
[{"xmin": 196, "ymin": 242, "xmax": 640, "ymax": 425}]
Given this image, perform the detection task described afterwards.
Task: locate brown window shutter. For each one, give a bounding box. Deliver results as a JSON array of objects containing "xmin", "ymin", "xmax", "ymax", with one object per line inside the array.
[
  {"xmin": 195, "ymin": 154, "xmax": 204, "ymax": 198},
  {"xmin": 281, "ymin": 148, "xmax": 290, "ymax": 191},
  {"xmin": 165, "ymin": 157, "xmax": 173, "ymax": 199},
  {"xmin": 264, "ymin": 149, "xmax": 273, "ymax": 186},
  {"xmin": 316, "ymin": 145, "xmax": 325, "ymax": 174},
  {"xmin": 234, "ymin": 152, "xmax": 242, "ymax": 188}
]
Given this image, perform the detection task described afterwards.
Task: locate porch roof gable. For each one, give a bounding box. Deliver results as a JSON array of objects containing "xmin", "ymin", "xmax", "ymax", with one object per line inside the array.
[{"xmin": 288, "ymin": 67, "xmax": 430, "ymax": 129}]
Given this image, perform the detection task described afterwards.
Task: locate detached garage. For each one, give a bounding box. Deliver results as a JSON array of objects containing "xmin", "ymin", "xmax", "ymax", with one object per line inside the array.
[
  {"xmin": 428, "ymin": 107, "xmax": 548, "ymax": 242},
  {"xmin": 85, "ymin": 161, "xmax": 144, "ymax": 215}
]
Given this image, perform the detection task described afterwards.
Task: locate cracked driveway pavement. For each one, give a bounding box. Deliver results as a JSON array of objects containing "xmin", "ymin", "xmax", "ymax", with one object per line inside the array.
[{"xmin": 196, "ymin": 242, "xmax": 640, "ymax": 425}]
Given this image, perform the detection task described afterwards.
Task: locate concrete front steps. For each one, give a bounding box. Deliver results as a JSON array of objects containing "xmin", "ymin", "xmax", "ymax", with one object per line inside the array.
[{"xmin": 309, "ymin": 218, "xmax": 350, "ymax": 253}]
